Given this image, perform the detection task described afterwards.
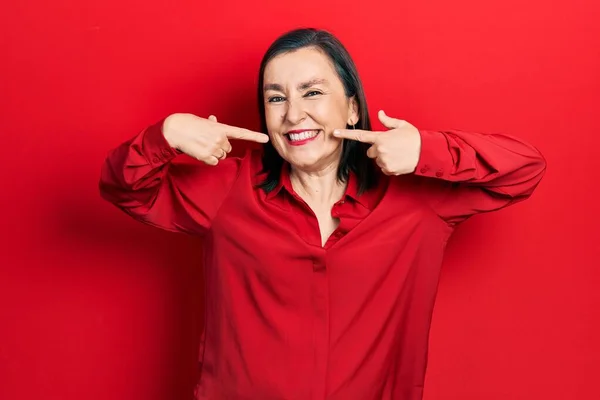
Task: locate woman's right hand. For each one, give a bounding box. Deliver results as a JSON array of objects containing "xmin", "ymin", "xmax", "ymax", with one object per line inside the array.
[{"xmin": 162, "ymin": 113, "xmax": 269, "ymax": 166}]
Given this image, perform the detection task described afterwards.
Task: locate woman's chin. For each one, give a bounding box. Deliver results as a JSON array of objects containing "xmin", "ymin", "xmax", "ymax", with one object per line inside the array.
[{"xmin": 287, "ymin": 152, "xmax": 337, "ymax": 171}]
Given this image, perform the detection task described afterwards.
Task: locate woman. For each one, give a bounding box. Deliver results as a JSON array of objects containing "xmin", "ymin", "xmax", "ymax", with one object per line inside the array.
[{"xmin": 99, "ymin": 28, "xmax": 546, "ymax": 400}]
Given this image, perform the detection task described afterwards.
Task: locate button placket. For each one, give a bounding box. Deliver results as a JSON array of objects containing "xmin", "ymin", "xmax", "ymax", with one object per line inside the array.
[{"xmin": 311, "ymin": 254, "xmax": 329, "ymax": 398}]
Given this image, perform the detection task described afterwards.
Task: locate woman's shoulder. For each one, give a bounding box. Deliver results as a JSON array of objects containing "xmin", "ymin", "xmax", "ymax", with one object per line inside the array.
[
  {"xmin": 226, "ymin": 146, "xmax": 266, "ymax": 183},
  {"xmin": 238, "ymin": 146, "xmax": 264, "ymax": 169}
]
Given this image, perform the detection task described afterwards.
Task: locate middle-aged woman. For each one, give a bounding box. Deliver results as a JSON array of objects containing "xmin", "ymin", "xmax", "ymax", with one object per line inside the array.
[{"xmin": 99, "ymin": 28, "xmax": 547, "ymax": 400}]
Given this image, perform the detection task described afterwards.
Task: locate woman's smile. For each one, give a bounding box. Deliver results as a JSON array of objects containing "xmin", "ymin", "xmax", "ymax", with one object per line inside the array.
[{"xmin": 285, "ymin": 129, "xmax": 321, "ymax": 146}]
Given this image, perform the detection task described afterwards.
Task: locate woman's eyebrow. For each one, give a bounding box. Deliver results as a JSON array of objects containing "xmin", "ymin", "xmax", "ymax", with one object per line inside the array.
[
  {"xmin": 263, "ymin": 83, "xmax": 283, "ymax": 92},
  {"xmin": 263, "ymin": 78, "xmax": 328, "ymax": 92},
  {"xmin": 298, "ymin": 78, "xmax": 328, "ymax": 90}
]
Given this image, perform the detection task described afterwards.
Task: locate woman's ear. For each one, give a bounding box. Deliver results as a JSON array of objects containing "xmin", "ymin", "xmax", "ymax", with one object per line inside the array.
[{"xmin": 347, "ymin": 96, "xmax": 359, "ymax": 126}]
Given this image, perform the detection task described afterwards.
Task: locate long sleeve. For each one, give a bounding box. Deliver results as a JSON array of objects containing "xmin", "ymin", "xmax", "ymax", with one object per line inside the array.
[
  {"xmin": 412, "ymin": 128, "xmax": 547, "ymax": 226},
  {"xmin": 98, "ymin": 118, "xmax": 242, "ymax": 235}
]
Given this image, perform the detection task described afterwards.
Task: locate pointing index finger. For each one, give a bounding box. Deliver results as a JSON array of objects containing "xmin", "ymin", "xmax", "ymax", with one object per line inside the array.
[
  {"xmin": 224, "ymin": 125, "xmax": 269, "ymax": 143},
  {"xmin": 333, "ymin": 128, "xmax": 377, "ymax": 143}
]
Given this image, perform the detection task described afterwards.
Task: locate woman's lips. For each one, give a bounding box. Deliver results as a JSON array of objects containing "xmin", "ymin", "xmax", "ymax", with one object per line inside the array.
[{"xmin": 286, "ymin": 130, "xmax": 320, "ymax": 146}]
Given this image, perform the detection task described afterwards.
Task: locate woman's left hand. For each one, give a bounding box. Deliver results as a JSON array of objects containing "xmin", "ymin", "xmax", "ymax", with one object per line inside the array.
[{"xmin": 333, "ymin": 110, "xmax": 422, "ymax": 176}]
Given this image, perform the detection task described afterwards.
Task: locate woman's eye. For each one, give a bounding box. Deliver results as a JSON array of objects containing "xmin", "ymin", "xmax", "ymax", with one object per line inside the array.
[
  {"xmin": 305, "ymin": 91, "xmax": 321, "ymax": 97},
  {"xmin": 268, "ymin": 96, "xmax": 285, "ymax": 103}
]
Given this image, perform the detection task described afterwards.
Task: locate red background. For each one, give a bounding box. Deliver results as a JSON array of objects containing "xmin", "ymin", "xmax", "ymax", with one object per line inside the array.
[{"xmin": 1, "ymin": 1, "xmax": 598, "ymax": 399}]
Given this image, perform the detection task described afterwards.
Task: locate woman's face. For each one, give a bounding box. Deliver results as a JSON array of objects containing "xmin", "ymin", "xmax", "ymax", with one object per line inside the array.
[{"xmin": 263, "ymin": 47, "xmax": 358, "ymax": 173}]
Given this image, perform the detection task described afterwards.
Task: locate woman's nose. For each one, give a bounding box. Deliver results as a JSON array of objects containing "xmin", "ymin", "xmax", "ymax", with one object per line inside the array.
[{"xmin": 284, "ymin": 98, "xmax": 307, "ymax": 125}]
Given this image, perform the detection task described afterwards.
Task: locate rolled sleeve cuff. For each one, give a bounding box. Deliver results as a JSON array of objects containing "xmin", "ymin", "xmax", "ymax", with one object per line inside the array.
[
  {"xmin": 142, "ymin": 119, "xmax": 181, "ymax": 167},
  {"xmin": 414, "ymin": 130, "xmax": 452, "ymax": 179}
]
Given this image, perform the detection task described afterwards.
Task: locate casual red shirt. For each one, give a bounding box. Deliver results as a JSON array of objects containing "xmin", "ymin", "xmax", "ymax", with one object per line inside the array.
[{"xmin": 99, "ymin": 119, "xmax": 546, "ymax": 400}]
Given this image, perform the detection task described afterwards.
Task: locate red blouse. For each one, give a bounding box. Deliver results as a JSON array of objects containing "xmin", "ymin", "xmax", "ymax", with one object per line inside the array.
[{"xmin": 99, "ymin": 119, "xmax": 546, "ymax": 400}]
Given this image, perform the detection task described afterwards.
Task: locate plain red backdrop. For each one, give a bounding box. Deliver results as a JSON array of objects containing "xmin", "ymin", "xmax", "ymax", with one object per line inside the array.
[{"xmin": 1, "ymin": 0, "xmax": 598, "ymax": 399}]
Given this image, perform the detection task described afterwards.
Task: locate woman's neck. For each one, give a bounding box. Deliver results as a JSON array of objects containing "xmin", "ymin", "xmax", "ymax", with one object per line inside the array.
[{"xmin": 289, "ymin": 162, "xmax": 346, "ymax": 206}]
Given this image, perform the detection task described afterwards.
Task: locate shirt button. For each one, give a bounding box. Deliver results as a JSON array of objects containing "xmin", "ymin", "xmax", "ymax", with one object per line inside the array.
[
  {"xmin": 420, "ymin": 166, "xmax": 428, "ymax": 173},
  {"xmin": 436, "ymin": 171, "xmax": 443, "ymax": 177},
  {"xmin": 313, "ymin": 260, "xmax": 326, "ymax": 272},
  {"xmin": 152, "ymin": 157, "xmax": 160, "ymax": 163}
]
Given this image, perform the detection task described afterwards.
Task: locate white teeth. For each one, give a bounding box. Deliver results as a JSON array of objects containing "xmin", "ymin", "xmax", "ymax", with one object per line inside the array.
[{"xmin": 289, "ymin": 130, "xmax": 318, "ymax": 142}]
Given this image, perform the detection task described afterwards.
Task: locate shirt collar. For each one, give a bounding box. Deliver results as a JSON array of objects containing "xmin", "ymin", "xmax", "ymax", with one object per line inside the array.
[{"xmin": 264, "ymin": 162, "xmax": 378, "ymax": 210}]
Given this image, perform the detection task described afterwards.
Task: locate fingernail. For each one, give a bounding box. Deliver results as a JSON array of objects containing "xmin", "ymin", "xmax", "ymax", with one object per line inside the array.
[{"xmin": 333, "ymin": 129, "xmax": 340, "ymax": 135}]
